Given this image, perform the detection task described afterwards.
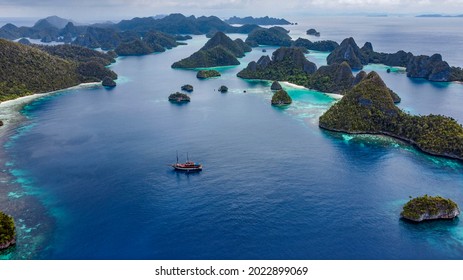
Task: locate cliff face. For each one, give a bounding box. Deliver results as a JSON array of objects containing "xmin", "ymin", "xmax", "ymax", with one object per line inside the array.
[
  {"xmin": 327, "ymin": 37, "xmax": 368, "ymax": 70},
  {"xmin": 237, "ymin": 47, "xmax": 317, "ymax": 80},
  {"xmin": 406, "ymin": 54, "xmax": 452, "ymax": 82},
  {"xmin": 327, "ymin": 38, "xmax": 459, "ymax": 82},
  {"xmin": 306, "ymin": 62, "xmax": 355, "ymax": 93}
]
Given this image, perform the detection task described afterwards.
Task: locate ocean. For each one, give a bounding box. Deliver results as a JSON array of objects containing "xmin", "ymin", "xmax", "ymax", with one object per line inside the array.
[{"xmin": 1, "ymin": 15, "xmax": 463, "ymax": 260}]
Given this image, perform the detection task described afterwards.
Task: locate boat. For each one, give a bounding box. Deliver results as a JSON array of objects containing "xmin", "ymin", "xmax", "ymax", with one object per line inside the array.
[{"xmin": 171, "ymin": 152, "xmax": 202, "ymax": 172}]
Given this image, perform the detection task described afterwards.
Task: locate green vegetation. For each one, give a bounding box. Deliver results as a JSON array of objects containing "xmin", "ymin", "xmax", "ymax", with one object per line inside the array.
[
  {"xmin": 401, "ymin": 195, "xmax": 460, "ymax": 222},
  {"xmin": 237, "ymin": 47, "xmax": 316, "ymax": 80},
  {"xmin": 115, "ymin": 39, "xmax": 153, "ymax": 56},
  {"xmin": 168, "ymin": 92, "xmax": 190, "ymax": 103},
  {"xmin": 0, "ymin": 211, "xmax": 16, "ymax": 250},
  {"xmin": 0, "ymin": 39, "xmax": 117, "ymax": 102},
  {"xmin": 196, "ymin": 70, "xmax": 221, "ymax": 79},
  {"xmin": 319, "ymin": 72, "xmax": 463, "ymax": 160},
  {"xmin": 245, "ymin": 26, "xmax": 292, "ymax": 47},
  {"xmin": 172, "ymin": 32, "xmax": 247, "ymax": 68},
  {"xmin": 0, "ymin": 39, "xmax": 80, "ymax": 100},
  {"xmin": 271, "ymin": 89, "xmax": 292, "ymax": 106},
  {"xmin": 292, "ymin": 38, "xmax": 339, "ymax": 52}
]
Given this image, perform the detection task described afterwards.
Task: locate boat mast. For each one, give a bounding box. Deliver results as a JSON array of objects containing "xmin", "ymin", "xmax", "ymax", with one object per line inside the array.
[
  {"xmin": 187, "ymin": 152, "xmax": 189, "ymax": 162},
  {"xmin": 176, "ymin": 150, "xmax": 179, "ymax": 163}
]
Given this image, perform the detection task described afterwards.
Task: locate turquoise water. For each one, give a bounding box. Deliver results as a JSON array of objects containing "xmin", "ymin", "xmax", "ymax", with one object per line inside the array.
[{"xmin": 1, "ymin": 16, "xmax": 463, "ymax": 259}]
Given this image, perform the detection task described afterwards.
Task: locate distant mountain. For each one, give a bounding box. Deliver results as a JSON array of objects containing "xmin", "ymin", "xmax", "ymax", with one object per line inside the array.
[
  {"xmin": 416, "ymin": 14, "xmax": 463, "ymax": 18},
  {"xmin": 226, "ymin": 16, "xmax": 291, "ymax": 25},
  {"xmin": 34, "ymin": 16, "xmax": 73, "ymax": 29},
  {"xmin": 0, "ymin": 13, "xmax": 258, "ymax": 47}
]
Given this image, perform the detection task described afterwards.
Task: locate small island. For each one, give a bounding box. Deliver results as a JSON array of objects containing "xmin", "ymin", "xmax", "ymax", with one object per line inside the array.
[
  {"xmin": 401, "ymin": 195, "xmax": 460, "ymax": 222},
  {"xmin": 218, "ymin": 85, "xmax": 228, "ymax": 93},
  {"xmin": 197, "ymin": 70, "xmax": 221, "ymax": 79},
  {"xmin": 102, "ymin": 76, "xmax": 116, "ymax": 87},
  {"xmin": 0, "ymin": 211, "xmax": 16, "ymax": 251},
  {"xmin": 271, "ymin": 89, "xmax": 292, "ymax": 106},
  {"xmin": 306, "ymin": 28, "xmax": 320, "ymax": 37},
  {"xmin": 168, "ymin": 92, "xmax": 190, "ymax": 103},
  {"xmin": 181, "ymin": 84, "xmax": 193, "ymax": 92},
  {"xmin": 271, "ymin": 81, "xmax": 282, "ymax": 90}
]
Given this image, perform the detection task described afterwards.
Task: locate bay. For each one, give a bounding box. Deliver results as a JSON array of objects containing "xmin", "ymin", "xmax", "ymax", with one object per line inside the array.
[{"xmin": 1, "ymin": 16, "xmax": 463, "ymax": 260}]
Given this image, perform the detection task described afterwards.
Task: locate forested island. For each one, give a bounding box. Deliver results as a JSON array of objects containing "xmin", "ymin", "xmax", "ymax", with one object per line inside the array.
[
  {"xmin": 172, "ymin": 32, "xmax": 251, "ymax": 68},
  {"xmin": 319, "ymin": 72, "xmax": 463, "ymax": 160},
  {"xmin": 401, "ymin": 195, "xmax": 460, "ymax": 222}
]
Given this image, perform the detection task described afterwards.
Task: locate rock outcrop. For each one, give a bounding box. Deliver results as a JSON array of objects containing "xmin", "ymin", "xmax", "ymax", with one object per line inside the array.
[
  {"xmin": 327, "ymin": 37, "xmax": 368, "ymax": 70},
  {"xmin": 306, "ymin": 28, "xmax": 320, "ymax": 37},
  {"xmin": 168, "ymin": 92, "xmax": 190, "ymax": 103},
  {"xmin": 102, "ymin": 76, "xmax": 116, "ymax": 87},
  {"xmin": 181, "ymin": 84, "xmax": 193, "ymax": 92},
  {"xmin": 401, "ymin": 195, "xmax": 460, "ymax": 222},
  {"xmin": 271, "ymin": 81, "xmax": 282, "ymax": 90},
  {"xmin": 218, "ymin": 85, "xmax": 228, "ymax": 93},
  {"xmin": 306, "ymin": 62, "xmax": 355, "ymax": 94}
]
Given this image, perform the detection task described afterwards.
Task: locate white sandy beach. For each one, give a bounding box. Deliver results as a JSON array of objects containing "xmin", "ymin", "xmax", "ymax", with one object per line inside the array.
[
  {"xmin": 0, "ymin": 82, "xmax": 101, "ymax": 135},
  {"xmin": 280, "ymin": 81, "xmax": 344, "ymax": 100}
]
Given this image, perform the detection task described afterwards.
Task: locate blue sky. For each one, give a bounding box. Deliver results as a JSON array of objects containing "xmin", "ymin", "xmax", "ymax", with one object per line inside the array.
[{"xmin": 0, "ymin": 0, "xmax": 462, "ymax": 22}]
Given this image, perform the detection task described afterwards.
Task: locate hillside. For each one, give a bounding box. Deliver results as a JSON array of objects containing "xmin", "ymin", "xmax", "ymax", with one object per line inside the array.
[
  {"xmin": 319, "ymin": 72, "xmax": 463, "ymax": 160},
  {"xmin": 0, "ymin": 39, "xmax": 117, "ymax": 101}
]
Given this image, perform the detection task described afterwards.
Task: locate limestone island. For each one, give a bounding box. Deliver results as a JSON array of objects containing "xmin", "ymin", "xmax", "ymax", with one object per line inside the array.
[
  {"xmin": 271, "ymin": 89, "xmax": 292, "ymax": 106},
  {"xmin": 319, "ymin": 72, "xmax": 463, "ymax": 160},
  {"xmin": 218, "ymin": 85, "xmax": 228, "ymax": 93},
  {"xmin": 102, "ymin": 76, "xmax": 116, "ymax": 87},
  {"xmin": 327, "ymin": 37, "xmax": 463, "ymax": 82},
  {"xmin": 401, "ymin": 195, "xmax": 460, "ymax": 222},
  {"xmin": 168, "ymin": 92, "xmax": 190, "ymax": 103},
  {"xmin": 172, "ymin": 32, "xmax": 251, "ymax": 68},
  {"xmin": 197, "ymin": 70, "xmax": 221, "ymax": 79},
  {"xmin": 271, "ymin": 81, "xmax": 282, "ymax": 90},
  {"xmin": 0, "ymin": 211, "xmax": 16, "ymax": 251},
  {"xmin": 306, "ymin": 28, "xmax": 320, "ymax": 37},
  {"xmin": 181, "ymin": 84, "xmax": 194, "ymax": 92},
  {"xmin": 245, "ymin": 26, "xmax": 292, "ymax": 47}
]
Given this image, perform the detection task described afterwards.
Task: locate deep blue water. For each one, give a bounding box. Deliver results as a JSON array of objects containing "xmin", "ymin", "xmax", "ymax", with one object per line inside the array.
[{"xmin": 2, "ymin": 16, "xmax": 463, "ymax": 260}]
